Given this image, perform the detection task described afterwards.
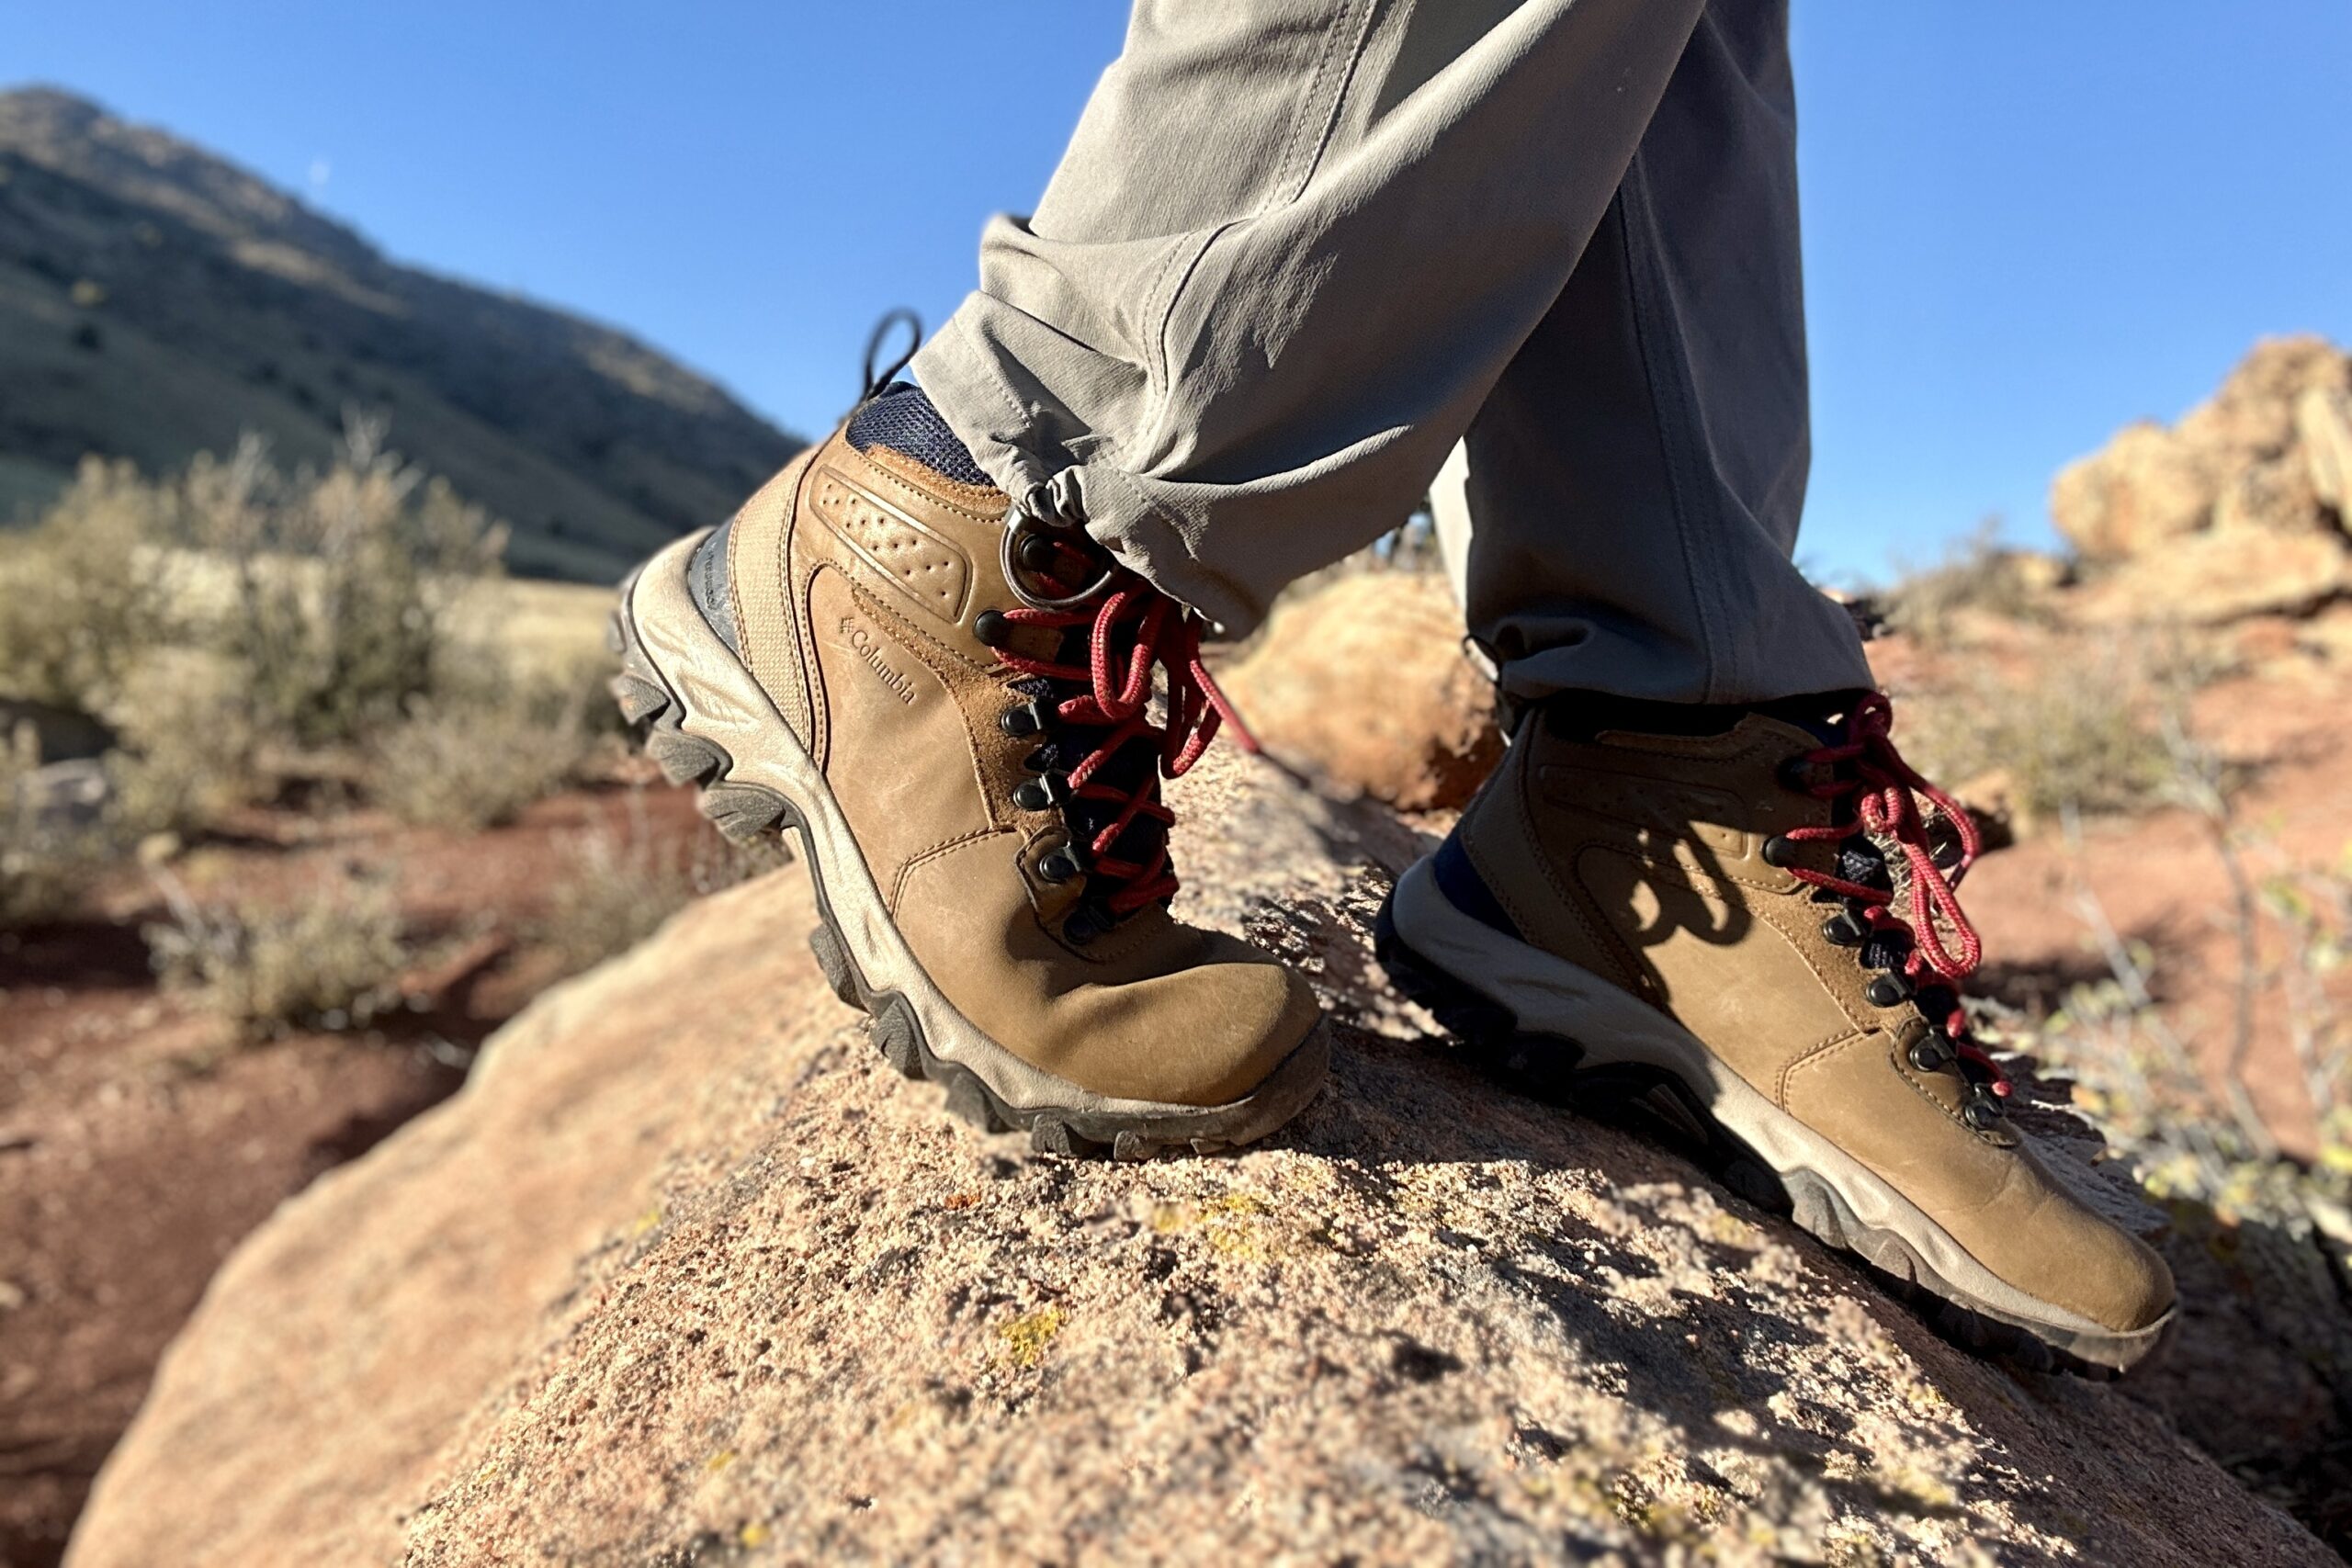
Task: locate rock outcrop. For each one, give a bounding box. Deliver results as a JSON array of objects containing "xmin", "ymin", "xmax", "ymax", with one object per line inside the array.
[
  {"xmin": 1220, "ymin": 571, "xmax": 1502, "ymax": 811},
  {"xmin": 2053, "ymin": 336, "xmax": 2352, "ymax": 625},
  {"xmin": 67, "ymin": 753, "xmax": 2330, "ymax": 1565}
]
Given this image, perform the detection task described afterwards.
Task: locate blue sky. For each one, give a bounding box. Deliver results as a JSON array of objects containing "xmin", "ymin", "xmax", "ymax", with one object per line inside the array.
[{"xmin": 8, "ymin": 1, "xmax": 2348, "ymax": 585}]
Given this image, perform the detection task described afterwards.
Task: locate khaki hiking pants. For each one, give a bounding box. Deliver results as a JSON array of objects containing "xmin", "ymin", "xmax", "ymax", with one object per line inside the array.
[{"xmin": 912, "ymin": 0, "xmax": 1876, "ymax": 706}]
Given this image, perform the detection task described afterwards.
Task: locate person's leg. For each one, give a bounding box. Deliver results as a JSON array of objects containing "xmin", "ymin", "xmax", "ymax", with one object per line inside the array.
[
  {"xmin": 1378, "ymin": 6, "xmax": 2175, "ymax": 1372},
  {"xmin": 1454, "ymin": 0, "xmax": 1872, "ymax": 705},
  {"xmin": 914, "ymin": 0, "xmax": 1709, "ymax": 637},
  {"xmin": 613, "ymin": 0, "xmax": 1726, "ymax": 1159}
]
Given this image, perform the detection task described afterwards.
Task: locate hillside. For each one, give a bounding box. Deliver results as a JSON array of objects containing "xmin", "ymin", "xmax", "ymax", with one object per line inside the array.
[{"xmin": 0, "ymin": 86, "xmax": 801, "ymax": 581}]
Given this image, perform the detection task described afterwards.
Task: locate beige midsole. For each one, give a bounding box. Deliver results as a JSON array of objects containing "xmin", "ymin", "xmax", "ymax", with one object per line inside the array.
[
  {"xmin": 1389, "ymin": 858, "xmax": 2126, "ymax": 1343},
  {"xmin": 627, "ymin": 532, "xmax": 1251, "ymax": 1121}
]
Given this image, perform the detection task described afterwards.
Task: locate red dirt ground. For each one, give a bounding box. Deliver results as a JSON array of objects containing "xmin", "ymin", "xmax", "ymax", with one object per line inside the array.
[
  {"xmin": 0, "ymin": 770, "xmax": 710, "ymax": 1568},
  {"xmin": 1874, "ymin": 632, "xmax": 2352, "ymax": 1157}
]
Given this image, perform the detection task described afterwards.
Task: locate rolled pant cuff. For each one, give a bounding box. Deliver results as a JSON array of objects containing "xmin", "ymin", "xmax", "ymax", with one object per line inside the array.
[{"xmin": 912, "ymin": 310, "xmax": 1269, "ymax": 637}]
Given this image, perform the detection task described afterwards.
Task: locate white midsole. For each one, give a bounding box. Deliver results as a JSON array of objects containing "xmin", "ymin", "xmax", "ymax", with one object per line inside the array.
[
  {"xmin": 627, "ymin": 532, "xmax": 1240, "ymax": 1120},
  {"xmin": 1388, "ymin": 858, "xmax": 2120, "ymax": 1341}
]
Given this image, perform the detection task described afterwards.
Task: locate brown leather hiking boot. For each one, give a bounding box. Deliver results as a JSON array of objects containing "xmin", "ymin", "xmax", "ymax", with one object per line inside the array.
[
  {"xmin": 1377, "ymin": 692, "xmax": 2176, "ymax": 1373},
  {"xmin": 608, "ymin": 398, "xmax": 1329, "ymax": 1156}
]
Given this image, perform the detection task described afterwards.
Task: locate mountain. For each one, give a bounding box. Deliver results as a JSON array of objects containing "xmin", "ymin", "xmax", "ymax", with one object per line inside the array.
[{"xmin": 0, "ymin": 87, "xmax": 802, "ymax": 582}]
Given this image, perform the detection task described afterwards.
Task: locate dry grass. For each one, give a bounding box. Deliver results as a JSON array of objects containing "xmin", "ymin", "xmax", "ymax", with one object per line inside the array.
[
  {"xmin": 144, "ymin": 863, "xmax": 412, "ymax": 1040},
  {"xmin": 537, "ymin": 794, "xmax": 786, "ymax": 977},
  {"xmin": 1900, "ymin": 637, "xmax": 2199, "ymax": 822},
  {"xmin": 369, "ymin": 695, "xmax": 595, "ymax": 832}
]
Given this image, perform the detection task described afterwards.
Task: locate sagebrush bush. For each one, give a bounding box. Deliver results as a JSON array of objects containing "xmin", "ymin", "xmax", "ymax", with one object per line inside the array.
[
  {"xmin": 370, "ymin": 694, "xmax": 593, "ymax": 831},
  {"xmin": 0, "ymin": 456, "xmax": 176, "ymax": 715},
  {"xmin": 188, "ymin": 423, "xmax": 505, "ymax": 749},
  {"xmin": 537, "ymin": 803, "xmax": 785, "ymax": 976},
  {"xmin": 101, "ymin": 649, "xmax": 263, "ymax": 840},
  {"xmin": 1901, "ymin": 640, "xmax": 2188, "ymax": 820},
  {"xmin": 145, "ymin": 864, "xmax": 411, "ymax": 1039},
  {"xmin": 0, "ymin": 423, "xmax": 518, "ymax": 853}
]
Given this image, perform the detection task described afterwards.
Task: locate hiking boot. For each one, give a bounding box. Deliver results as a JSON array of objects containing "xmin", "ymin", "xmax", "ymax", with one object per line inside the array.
[
  {"xmin": 1376, "ymin": 691, "xmax": 2176, "ymax": 1373},
  {"xmin": 607, "ymin": 389, "xmax": 1329, "ymax": 1156}
]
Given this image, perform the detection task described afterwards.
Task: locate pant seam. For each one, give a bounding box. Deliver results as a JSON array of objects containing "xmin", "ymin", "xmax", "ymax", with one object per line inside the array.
[
  {"xmin": 1136, "ymin": 0, "xmax": 1383, "ymax": 463},
  {"xmin": 1617, "ymin": 153, "xmax": 1731, "ymax": 705}
]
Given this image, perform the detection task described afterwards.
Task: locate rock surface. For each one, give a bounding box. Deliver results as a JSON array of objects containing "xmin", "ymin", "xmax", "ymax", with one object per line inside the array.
[
  {"xmin": 1220, "ymin": 570, "xmax": 1502, "ymax": 811},
  {"xmin": 68, "ymin": 754, "xmax": 2331, "ymax": 1566}
]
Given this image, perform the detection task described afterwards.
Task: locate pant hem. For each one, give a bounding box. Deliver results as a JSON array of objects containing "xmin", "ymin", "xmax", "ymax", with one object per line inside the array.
[{"xmin": 914, "ymin": 311, "xmax": 1266, "ymax": 637}]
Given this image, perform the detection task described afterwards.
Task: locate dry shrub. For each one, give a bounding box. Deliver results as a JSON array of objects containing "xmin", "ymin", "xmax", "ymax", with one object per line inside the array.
[
  {"xmin": 1984, "ymin": 841, "xmax": 2352, "ymax": 1238},
  {"xmin": 188, "ymin": 422, "xmax": 504, "ymax": 750},
  {"xmin": 101, "ymin": 651, "xmax": 263, "ymax": 839},
  {"xmin": 1901, "ymin": 638, "xmax": 2191, "ymax": 821},
  {"xmin": 1881, "ymin": 520, "xmax": 2064, "ymax": 646},
  {"xmin": 0, "ymin": 422, "xmax": 517, "ymax": 850},
  {"xmin": 537, "ymin": 795, "xmax": 785, "ymax": 977},
  {"xmin": 145, "ymin": 863, "xmax": 411, "ymax": 1040},
  {"xmin": 0, "ymin": 456, "xmax": 175, "ymax": 715},
  {"xmin": 370, "ymin": 694, "xmax": 594, "ymax": 831}
]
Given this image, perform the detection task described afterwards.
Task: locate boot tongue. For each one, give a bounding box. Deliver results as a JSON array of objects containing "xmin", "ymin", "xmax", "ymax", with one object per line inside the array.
[
  {"xmin": 846, "ymin": 382, "xmax": 996, "ymax": 490},
  {"xmin": 1834, "ymin": 832, "xmax": 1987, "ymax": 1074},
  {"xmin": 1023, "ymin": 624, "xmax": 1173, "ymax": 917},
  {"xmin": 1834, "ymin": 837, "xmax": 1912, "ymax": 973},
  {"xmin": 1838, "ymin": 836, "xmax": 1893, "ymax": 894}
]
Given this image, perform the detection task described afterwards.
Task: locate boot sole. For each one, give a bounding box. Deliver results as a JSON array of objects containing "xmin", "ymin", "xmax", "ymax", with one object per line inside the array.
[
  {"xmin": 607, "ymin": 532, "xmax": 1329, "ymax": 1160},
  {"xmin": 1376, "ymin": 858, "xmax": 2174, "ymax": 1378}
]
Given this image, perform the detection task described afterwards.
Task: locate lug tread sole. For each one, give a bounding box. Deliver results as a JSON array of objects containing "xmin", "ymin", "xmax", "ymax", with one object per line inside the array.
[{"xmin": 1373, "ymin": 898, "xmax": 2167, "ymax": 1381}]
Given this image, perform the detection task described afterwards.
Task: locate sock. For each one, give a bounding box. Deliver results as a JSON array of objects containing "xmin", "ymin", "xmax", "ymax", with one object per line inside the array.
[{"xmin": 846, "ymin": 382, "xmax": 993, "ymax": 489}]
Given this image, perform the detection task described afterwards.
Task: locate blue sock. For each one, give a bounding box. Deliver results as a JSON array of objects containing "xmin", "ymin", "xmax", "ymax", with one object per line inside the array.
[{"xmin": 846, "ymin": 383, "xmax": 992, "ymax": 488}]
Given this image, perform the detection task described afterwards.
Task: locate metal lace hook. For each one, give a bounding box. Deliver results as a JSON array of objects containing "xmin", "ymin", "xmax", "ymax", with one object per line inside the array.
[
  {"xmin": 1001, "ymin": 506, "xmax": 1119, "ymax": 612},
  {"xmin": 859, "ymin": 308, "xmax": 923, "ymax": 402}
]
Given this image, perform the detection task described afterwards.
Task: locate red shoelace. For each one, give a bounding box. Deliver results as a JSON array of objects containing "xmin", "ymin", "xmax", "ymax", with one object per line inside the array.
[
  {"xmin": 993, "ymin": 570, "xmax": 1255, "ymax": 916},
  {"xmin": 1777, "ymin": 692, "xmax": 2008, "ymax": 1099}
]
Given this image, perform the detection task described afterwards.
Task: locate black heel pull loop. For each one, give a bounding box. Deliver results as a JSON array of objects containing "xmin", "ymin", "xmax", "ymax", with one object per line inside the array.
[{"xmin": 860, "ymin": 308, "xmax": 923, "ymax": 401}]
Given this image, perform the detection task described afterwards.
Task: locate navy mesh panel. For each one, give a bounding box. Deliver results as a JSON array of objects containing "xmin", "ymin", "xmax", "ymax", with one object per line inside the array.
[{"xmin": 846, "ymin": 384, "xmax": 992, "ymax": 487}]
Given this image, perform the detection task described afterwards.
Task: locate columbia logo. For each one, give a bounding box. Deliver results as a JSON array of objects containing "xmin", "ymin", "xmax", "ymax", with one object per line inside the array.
[{"xmin": 838, "ymin": 615, "xmax": 919, "ymax": 705}]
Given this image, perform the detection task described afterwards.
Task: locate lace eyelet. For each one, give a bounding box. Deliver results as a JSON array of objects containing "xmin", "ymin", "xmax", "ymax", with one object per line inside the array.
[
  {"xmin": 1012, "ymin": 775, "xmax": 1067, "ymax": 813},
  {"xmin": 1777, "ymin": 757, "xmax": 1820, "ymax": 793},
  {"xmin": 974, "ymin": 608, "xmax": 1012, "ymax": 648},
  {"xmin": 1038, "ymin": 847, "xmax": 1083, "ymax": 885},
  {"xmin": 999, "ymin": 700, "xmax": 1048, "ymax": 739},
  {"xmin": 1016, "ymin": 532, "xmax": 1061, "ymax": 572},
  {"xmin": 1821, "ymin": 910, "xmax": 1868, "ymax": 947},
  {"xmin": 1760, "ymin": 834, "xmax": 1798, "ymax": 868},
  {"xmin": 1908, "ymin": 1037, "xmax": 1951, "ymax": 1073},
  {"xmin": 1001, "ymin": 508, "xmax": 1117, "ymax": 611},
  {"xmin": 1962, "ymin": 1093, "xmax": 2006, "ymax": 1130},
  {"xmin": 1063, "ymin": 901, "xmax": 1116, "ymax": 946},
  {"xmin": 1865, "ymin": 975, "xmax": 1912, "ymax": 1008}
]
